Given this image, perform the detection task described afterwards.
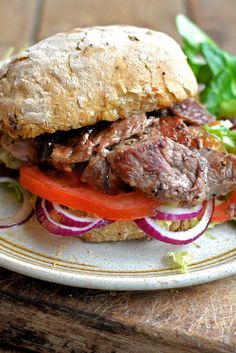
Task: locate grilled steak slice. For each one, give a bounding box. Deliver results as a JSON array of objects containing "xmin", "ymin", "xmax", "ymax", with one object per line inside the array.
[
  {"xmin": 157, "ymin": 116, "xmax": 195, "ymax": 147},
  {"xmin": 50, "ymin": 114, "xmax": 150, "ymax": 168},
  {"xmin": 171, "ymin": 98, "xmax": 215, "ymax": 126},
  {"xmin": 107, "ymin": 136, "xmax": 208, "ymax": 205},
  {"xmin": 94, "ymin": 114, "xmax": 150, "ymax": 152},
  {"xmin": 1, "ymin": 134, "xmax": 38, "ymax": 163},
  {"xmin": 2, "ymin": 97, "xmax": 236, "ymax": 204},
  {"xmin": 107, "ymin": 135, "xmax": 236, "ymax": 204},
  {"xmin": 200, "ymin": 148, "xmax": 236, "ymax": 199},
  {"xmin": 81, "ymin": 154, "xmax": 126, "ymax": 194},
  {"xmin": 50, "ymin": 128, "xmax": 97, "ymax": 167}
]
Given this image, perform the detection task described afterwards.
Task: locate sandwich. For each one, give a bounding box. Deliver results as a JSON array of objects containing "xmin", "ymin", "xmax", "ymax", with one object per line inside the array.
[{"xmin": 0, "ymin": 25, "xmax": 235, "ymax": 244}]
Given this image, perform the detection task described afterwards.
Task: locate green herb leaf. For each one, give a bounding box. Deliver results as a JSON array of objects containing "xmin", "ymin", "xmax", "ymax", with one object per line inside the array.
[
  {"xmin": 176, "ymin": 14, "xmax": 236, "ymax": 118},
  {"xmin": 204, "ymin": 120, "xmax": 236, "ymax": 153},
  {"xmin": 168, "ymin": 251, "xmax": 194, "ymax": 273},
  {"xmin": 176, "ymin": 14, "xmax": 216, "ymax": 50}
]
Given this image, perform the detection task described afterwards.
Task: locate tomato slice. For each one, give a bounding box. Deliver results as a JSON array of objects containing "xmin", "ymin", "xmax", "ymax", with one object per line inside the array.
[
  {"xmin": 211, "ymin": 200, "xmax": 231, "ymax": 223},
  {"xmin": 231, "ymin": 189, "xmax": 236, "ymax": 203},
  {"xmin": 20, "ymin": 166, "xmax": 159, "ymax": 221},
  {"xmin": 211, "ymin": 189, "xmax": 236, "ymax": 223}
]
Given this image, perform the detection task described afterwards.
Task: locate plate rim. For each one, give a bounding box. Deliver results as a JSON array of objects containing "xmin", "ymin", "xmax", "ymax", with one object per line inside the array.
[{"xmin": 0, "ymin": 250, "xmax": 235, "ymax": 290}]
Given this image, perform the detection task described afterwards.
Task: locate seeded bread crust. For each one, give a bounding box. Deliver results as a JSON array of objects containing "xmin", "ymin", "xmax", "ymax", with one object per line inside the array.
[{"xmin": 0, "ymin": 25, "xmax": 197, "ymax": 139}]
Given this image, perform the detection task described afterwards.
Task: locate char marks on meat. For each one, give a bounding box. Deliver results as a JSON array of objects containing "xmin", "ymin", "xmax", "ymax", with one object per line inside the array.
[{"xmin": 170, "ymin": 98, "xmax": 215, "ymax": 126}]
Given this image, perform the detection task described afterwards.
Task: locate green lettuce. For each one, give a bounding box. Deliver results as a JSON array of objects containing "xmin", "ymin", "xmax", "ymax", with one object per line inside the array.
[
  {"xmin": 176, "ymin": 14, "xmax": 236, "ymax": 118},
  {"xmin": 1, "ymin": 180, "xmax": 23, "ymax": 202},
  {"xmin": 5, "ymin": 182, "xmax": 23, "ymax": 202},
  {"xmin": 168, "ymin": 251, "xmax": 194, "ymax": 273},
  {"xmin": 204, "ymin": 120, "xmax": 236, "ymax": 153}
]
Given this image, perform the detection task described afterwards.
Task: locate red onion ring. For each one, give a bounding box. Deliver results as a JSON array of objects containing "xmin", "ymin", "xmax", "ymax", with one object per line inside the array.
[
  {"xmin": 0, "ymin": 177, "xmax": 34, "ymax": 228},
  {"xmin": 154, "ymin": 203, "xmax": 204, "ymax": 221},
  {"xmin": 49, "ymin": 202, "xmax": 104, "ymax": 227},
  {"xmin": 135, "ymin": 200, "xmax": 214, "ymax": 245},
  {"xmin": 35, "ymin": 198, "xmax": 110, "ymax": 236}
]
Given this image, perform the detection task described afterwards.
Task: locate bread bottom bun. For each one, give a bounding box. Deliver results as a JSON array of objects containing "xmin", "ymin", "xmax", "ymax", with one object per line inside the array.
[{"xmin": 81, "ymin": 220, "xmax": 148, "ymax": 242}]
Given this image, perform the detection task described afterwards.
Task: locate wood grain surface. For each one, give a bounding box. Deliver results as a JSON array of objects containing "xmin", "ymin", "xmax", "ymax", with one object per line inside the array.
[
  {"xmin": 0, "ymin": 0, "xmax": 37, "ymax": 57},
  {"xmin": 38, "ymin": 0, "xmax": 184, "ymax": 42},
  {"xmin": 187, "ymin": 0, "xmax": 236, "ymax": 55},
  {"xmin": 0, "ymin": 0, "xmax": 236, "ymax": 352},
  {"xmin": 0, "ymin": 269, "xmax": 236, "ymax": 353}
]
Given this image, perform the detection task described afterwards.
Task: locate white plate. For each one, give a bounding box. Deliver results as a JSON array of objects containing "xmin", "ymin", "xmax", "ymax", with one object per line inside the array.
[
  {"xmin": 0, "ymin": 186, "xmax": 236, "ymax": 290},
  {"xmin": 0, "ymin": 199, "xmax": 236, "ymax": 290}
]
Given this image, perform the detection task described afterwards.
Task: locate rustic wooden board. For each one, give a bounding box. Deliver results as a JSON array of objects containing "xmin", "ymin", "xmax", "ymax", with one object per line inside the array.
[
  {"xmin": 0, "ymin": 0, "xmax": 37, "ymax": 58},
  {"xmin": 0, "ymin": 269, "xmax": 236, "ymax": 353},
  {"xmin": 188, "ymin": 0, "xmax": 236, "ymax": 54},
  {"xmin": 38, "ymin": 0, "xmax": 185, "ymax": 42}
]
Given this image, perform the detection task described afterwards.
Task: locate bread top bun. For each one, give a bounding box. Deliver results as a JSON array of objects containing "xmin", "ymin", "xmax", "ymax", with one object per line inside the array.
[{"xmin": 0, "ymin": 25, "xmax": 197, "ymax": 139}]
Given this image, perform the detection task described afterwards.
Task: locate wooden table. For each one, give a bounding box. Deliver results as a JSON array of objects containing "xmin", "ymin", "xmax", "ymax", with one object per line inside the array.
[{"xmin": 0, "ymin": 1, "xmax": 236, "ymax": 352}]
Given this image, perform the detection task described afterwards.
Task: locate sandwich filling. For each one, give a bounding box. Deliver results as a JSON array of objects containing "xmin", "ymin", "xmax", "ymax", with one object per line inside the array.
[
  {"xmin": 1, "ymin": 98, "xmax": 236, "ymax": 207},
  {"xmin": 1, "ymin": 23, "xmax": 235, "ymax": 244}
]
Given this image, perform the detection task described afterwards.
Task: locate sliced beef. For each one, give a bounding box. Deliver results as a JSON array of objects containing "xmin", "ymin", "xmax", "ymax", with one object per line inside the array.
[
  {"xmin": 157, "ymin": 116, "xmax": 196, "ymax": 147},
  {"xmin": 171, "ymin": 98, "xmax": 215, "ymax": 126},
  {"xmin": 2, "ymin": 97, "xmax": 236, "ymax": 205},
  {"xmin": 50, "ymin": 114, "xmax": 150, "ymax": 170},
  {"xmin": 94, "ymin": 113, "xmax": 150, "ymax": 152},
  {"xmin": 107, "ymin": 136, "xmax": 208, "ymax": 205},
  {"xmin": 1, "ymin": 134, "xmax": 38, "ymax": 163},
  {"xmin": 80, "ymin": 114, "xmax": 153, "ymax": 193},
  {"xmin": 0, "ymin": 133, "xmax": 54, "ymax": 164},
  {"xmin": 81, "ymin": 154, "xmax": 126, "ymax": 194},
  {"xmin": 0, "ymin": 114, "xmax": 150, "ymax": 170},
  {"xmin": 107, "ymin": 135, "xmax": 236, "ymax": 205},
  {"xmin": 50, "ymin": 127, "xmax": 97, "ymax": 167},
  {"xmin": 200, "ymin": 148, "xmax": 236, "ymax": 199},
  {"xmin": 50, "ymin": 145, "xmax": 73, "ymax": 164}
]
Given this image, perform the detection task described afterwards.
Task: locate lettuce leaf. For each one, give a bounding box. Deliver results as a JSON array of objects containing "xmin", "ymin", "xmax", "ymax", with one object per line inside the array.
[
  {"xmin": 204, "ymin": 120, "xmax": 236, "ymax": 153},
  {"xmin": 176, "ymin": 14, "xmax": 236, "ymax": 118},
  {"xmin": 1, "ymin": 181, "xmax": 23, "ymax": 202},
  {"xmin": 168, "ymin": 251, "xmax": 194, "ymax": 273},
  {"xmin": 5, "ymin": 182, "xmax": 23, "ymax": 202}
]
